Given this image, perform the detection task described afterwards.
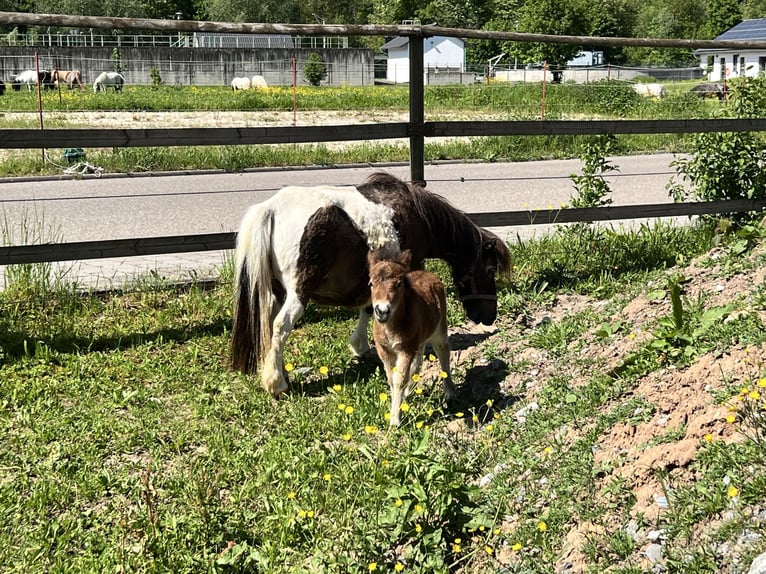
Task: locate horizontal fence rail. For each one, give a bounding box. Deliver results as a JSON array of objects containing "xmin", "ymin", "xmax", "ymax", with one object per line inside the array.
[
  {"xmin": 5, "ymin": 119, "xmax": 766, "ymax": 150},
  {"xmin": 2, "ymin": 200, "xmax": 766, "ymax": 266}
]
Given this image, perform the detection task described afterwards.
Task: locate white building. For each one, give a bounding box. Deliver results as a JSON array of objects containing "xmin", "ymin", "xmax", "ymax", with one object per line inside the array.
[
  {"xmin": 380, "ymin": 35, "xmax": 465, "ymax": 83},
  {"xmin": 695, "ymin": 19, "xmax": 766, "ymax": 81}
]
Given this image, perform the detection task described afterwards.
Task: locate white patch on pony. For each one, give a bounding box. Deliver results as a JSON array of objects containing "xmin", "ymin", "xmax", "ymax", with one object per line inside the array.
[{"xmin": 271, "ymin": 185, "xmax": 399, "ymax": 257}]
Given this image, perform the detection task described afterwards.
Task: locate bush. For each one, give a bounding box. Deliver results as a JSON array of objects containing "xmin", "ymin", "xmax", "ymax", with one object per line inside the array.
[{"xmin": 304, "ymin": 53, "xmax": 327, "ymax": 87}]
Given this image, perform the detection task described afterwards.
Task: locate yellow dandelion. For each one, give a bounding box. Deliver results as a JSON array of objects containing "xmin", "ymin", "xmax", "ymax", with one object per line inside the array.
[
  {"xmin": 307, "ymin": 510, "xmax": 315, "ymax": 518},
  {"xmin": 537, "ymin": 521, "xmax": 548, "ymax": 532},
  {"xmin": 416, "ymin": 421, "xmax": 424, "ymax": 429},
  {"xmin": 493, "ymin": 528, "xmax": 501, "ymax": 535},
  {"xmin": 287, "ymin": 491, "xmax": 296, "ymax": 499},
  {"xmin": 485, "ymin": 424, "xmax": 494, "ymax": 432},
  {"xmin": 379, "ymin": 392, "xmax": 388, "ymax": 402},
  {"xmin": 726, "ymin": 414, "xmax": 737, "ymax": 424},
  {"xmin": 455, "ymin": 412, "xmax": 464, "ymax": 418},
  {"xmin": 412, "ymin": 373, "xmax": 421, "ymax": 383},
  {"xmin": 703, "ymin": 433, "xmax": 714, "ymax": 442},
  {"xmin": 728, "ymin": 485, "xmax": 740, "ymax": 498},
  {"xmin": 414, "ymin": 504, "xmax": 423, "ymax": 513},
  {"xmin": 429, "ymin": 353, "xmax": 436, "ymax": 361},
  {"xmin": 439, "ymin": 371, "xmax": 448, "ymax": 379},
  {"xmin": 628, "ymin": 332, "xmax": 636, "ymax": 340},
  {"xmin": 749, "ymin": 390, "xmax": 761, "ymax": 400},
  {"xmin": 320, "ymin": 366, "xmax": 329, "ymax": 376},
  {"xmin": 415, "ymin": 524, "xmax": 422, "ymax": 533},
  {"xmin": 426, "ymin": 408, "xmax": 435, "ymax": 416},
  {"xmin": 401, "ymin": 403, "xmax": 410, "ymax": 413},
  {"xmin": 493, "ymin": 412, "xmax": 501, "ymax": 420},
  {"xmin": 368, "ymin": 562, "xmax": 377, "ymax": 572},
  {"xmin": 384, "ymin": 412, "xmax": 391, "ymax": 421},
  {"xmin": 338, "ymin": 403, "xmax": 346, "ymax": 411},
  {"xmin": 285, "ymin": 363, "xmax": 294, "ymax": 372},
  {"xmin": 394, "ymin": 563, "xmax": 404, "ymax": 572},
  {"xmin": 454, "ymin": 538, "xmax": 462, "ymax": 544},
  {"xmin": 342, "ymin": 433, "xmax": 352, "ymax": 441},
  {"xmin": 452, "ymin": 543, "xmax": 462, "ymax": 553},
  {"xmin": 345, "ymin": 405, "xmax": 354, "ymax": 415},
  {"xmin": 758, "ymin": 378, "xmax": 766, "ymax": 388},
  {"xmin": 332, "ymin": 383, "xmax": 342, "ymax": 392},
  {"xmin": 394, "ymin": 498, "xmax": 403, "ymax": 507},
  {"xmin": 485, "ymin": 546, "xmax": 493, "ymax": 555},
  {"xmin": 365, "ymin": 425, "xmax": 379, "ymax": 435},
  {"xmin": 511, "ymin": 542, "xmax": 523, "ymax": 552},
  {"xmin": 297, "ymin": 510, "xmax": 306, "ymax": 518},
  {"xmin": 415, "ymin": 387, "xmax": 424, "ymax": 395},
  {"xmin": 486, "ymin": 399, "xmax": 494, "ymax": 407},
  {"xmin": 544, "ymin": 446, "xmax": 553, "ymax": 455},
  {"xmin": 472, "ymin": 414, "xmax": 479, "ymax": 423},
  {"xmin": 323, "ymin": 473, "xmax": 331, "ymax": 482}
]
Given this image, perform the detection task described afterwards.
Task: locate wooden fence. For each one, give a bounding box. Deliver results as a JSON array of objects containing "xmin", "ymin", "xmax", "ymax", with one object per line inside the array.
[{"xmin": 2, "ymin": 11, "xmax": 766, "ymax": 267}]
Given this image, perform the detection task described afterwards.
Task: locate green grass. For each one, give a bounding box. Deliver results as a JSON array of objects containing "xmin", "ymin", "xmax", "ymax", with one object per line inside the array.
[{"xmin": 1, "ymin": 219, "xmax": 766, "ymax": 573}]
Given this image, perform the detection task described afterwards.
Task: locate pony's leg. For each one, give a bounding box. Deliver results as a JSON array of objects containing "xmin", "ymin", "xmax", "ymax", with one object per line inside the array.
[
  {"xmin": 431, "ymin": 330, "xmax": 456, "ymax": 403},
  {"xmin": 389, "ymin": 353, "xmax": 413, "ymax": 427},
  {"xmin": 349, "ymin": 307, "xmax": 372, "ymax": 357},
  {"xmin": 261, "ymin": 293, "xmax": 305, "ymax": 397}
]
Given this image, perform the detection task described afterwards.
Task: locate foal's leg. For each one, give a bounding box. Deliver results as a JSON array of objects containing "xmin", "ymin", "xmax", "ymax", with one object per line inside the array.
[
  {"xmin": 261, "ymin": 293, "xmax": 305, "ymax": 397},
  {"xmin": 430, "ymin": 326, "xmax": 456, "ymax": 403},
  {"xmin": 389, "ymin": 352, "xmax": 414, "ymax": 427},
  {"xmin": 349, "ymin": 307, "xmax": 372, "ymax": 356}
]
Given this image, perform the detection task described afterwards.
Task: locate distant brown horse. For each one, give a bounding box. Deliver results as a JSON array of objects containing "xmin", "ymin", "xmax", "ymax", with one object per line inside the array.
[
  {"xmin": 368, "ymin": 249, "xmax": 456, "ymax": 426},
  {"xmin": 52, "ymin": 69, "xmax": 84, "ymax": 90}
]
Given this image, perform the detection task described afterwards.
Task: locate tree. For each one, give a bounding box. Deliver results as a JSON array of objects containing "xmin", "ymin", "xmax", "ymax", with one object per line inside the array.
[
  {"xmin": 499, "ymin": 0, "xmax": 589, "ymax": 68},
  {"xmin": 701, "ymin": 0, "xmax": 741, "ymax": 38},
  {"xmin": 304, "ymin": 52, "xmax": 327, "ymax": 86}
]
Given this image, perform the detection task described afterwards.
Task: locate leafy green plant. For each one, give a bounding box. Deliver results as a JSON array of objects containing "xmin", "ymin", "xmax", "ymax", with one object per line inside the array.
[
  {"xmin": 569, "ymin": 134, "xmax": 617, "ymax": 208},
  {"xmin": 150, "ymin": 66, "xmax": 163, "ymax": 86},
  {"xmin": 111, "ymin": 47, "xmax": 123, "ymax": 74},
  {"xmin": 304, "ymin": 53, "xmax": 327, "ymax": 86},
  {"xmin": 647, "ymin": 274, "xmax": 731, "ymax": 362},
  {"xmin": 668, "ymin": 76, "xmax": 766, "ymax": 224}
]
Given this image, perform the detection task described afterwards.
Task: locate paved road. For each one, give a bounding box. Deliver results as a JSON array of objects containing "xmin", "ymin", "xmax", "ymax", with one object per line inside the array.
[{"xmin": 0, "ymin": 154, "xmax": 682, "ymax": 288}]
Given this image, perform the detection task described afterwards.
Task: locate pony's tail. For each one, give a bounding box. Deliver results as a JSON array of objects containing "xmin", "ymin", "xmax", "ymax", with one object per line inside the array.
[{"xmin": 231, "ymin": 206, "xmax": 276, "ymax": 375}]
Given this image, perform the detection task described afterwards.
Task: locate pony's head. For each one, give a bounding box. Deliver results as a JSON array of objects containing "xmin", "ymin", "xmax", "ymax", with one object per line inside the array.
[
  {"xmin": 453, "ymin": 229, "xmax": 511, "ymax": 325},
  {"xmin": 368, "ymin": 249, "xmax": 412, "ymax": 324}
]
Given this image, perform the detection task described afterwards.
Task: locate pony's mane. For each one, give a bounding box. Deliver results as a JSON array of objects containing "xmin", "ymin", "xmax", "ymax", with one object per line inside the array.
[{"xmin": 358, "ymin": 172, "xmax": 480, "ymax": 245}]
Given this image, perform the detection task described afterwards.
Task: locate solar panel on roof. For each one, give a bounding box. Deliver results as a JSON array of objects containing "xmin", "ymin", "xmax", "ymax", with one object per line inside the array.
[{"xmin": 715, "ymin": 18, "xmax": 766, "ymax": 41}]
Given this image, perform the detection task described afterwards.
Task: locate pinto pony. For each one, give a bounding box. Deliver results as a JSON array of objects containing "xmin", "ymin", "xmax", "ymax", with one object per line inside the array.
[
  {"xmin": 93, "ymin": 72, "xmax": 124, "ymax": 93},
  {"xmin": 52, "ymin": 69, "xmax": 84, "ymax": 90},
  {"xmin": 368, "ymin": 249, "xmax": 455, "ymax": 426},
  {"xmin": 12, "ymin": 69, "xmax": 54, "ymax": 91},
  {"xmin": 231, "ymin": 172, "xmax": 511, "ymax": 397}
]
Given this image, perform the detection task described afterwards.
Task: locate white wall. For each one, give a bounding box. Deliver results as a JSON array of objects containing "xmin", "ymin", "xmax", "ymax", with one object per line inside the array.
[{"xmin": 704, "ymin": 50, "xmax": 766, "ymax": 81}]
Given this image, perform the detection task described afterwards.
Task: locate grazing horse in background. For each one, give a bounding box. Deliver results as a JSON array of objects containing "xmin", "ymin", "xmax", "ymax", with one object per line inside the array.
[
  {"xmin": 93, "ymin": 71, "xmax": 124, "ymax": 93},
  {"xmin": 632, "ymin": 83, "xmax": 666, "ymax": 98},
  {"xmin": 231, "ymin": 172, "xmax": 511, "ymax": 397},
  {"xmin": 231, "ymin": 76, "xmax": 252, "ymax": 90},
  {"xmin": 12, "ymin": 69, "xmax": 54, "ymax": 91},
  {"xmin": 690, "ymin": 82, "xmax": 728, "ymax": 101},
  {"xmin": 52, "ymin": 69, "xmax": 84, "ymax": 90},
  {"xmin": 368, "ymin": 249, "xmax": 455, "ymax": 426}
]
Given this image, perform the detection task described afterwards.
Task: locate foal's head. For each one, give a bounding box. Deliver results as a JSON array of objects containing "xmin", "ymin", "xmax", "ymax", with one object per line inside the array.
[{"xmin": 368, "ymin": 250, "xmax": 412, "ymax": 324}]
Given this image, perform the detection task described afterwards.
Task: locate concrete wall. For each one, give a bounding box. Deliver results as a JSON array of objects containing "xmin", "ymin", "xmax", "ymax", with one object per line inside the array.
[{"xmin": 0, "ymin": 46, "xmax": 375, "ymax": 87}]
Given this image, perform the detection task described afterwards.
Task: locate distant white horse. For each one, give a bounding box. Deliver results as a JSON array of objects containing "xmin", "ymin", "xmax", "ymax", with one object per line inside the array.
[
  {"xmin": 632, "ymin": 83, "xmax": 666, "ymax": 99},
  {"xmin": 231, "ymin": 76, "xmax": 251, "ymax": 91},
  {"xmin": 93, "ymin": 72, "xmax": 125, "ymax": 93},
  {"xmin": 251, "ymin": 75, "xmax": 268, "ymax": 89}
]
